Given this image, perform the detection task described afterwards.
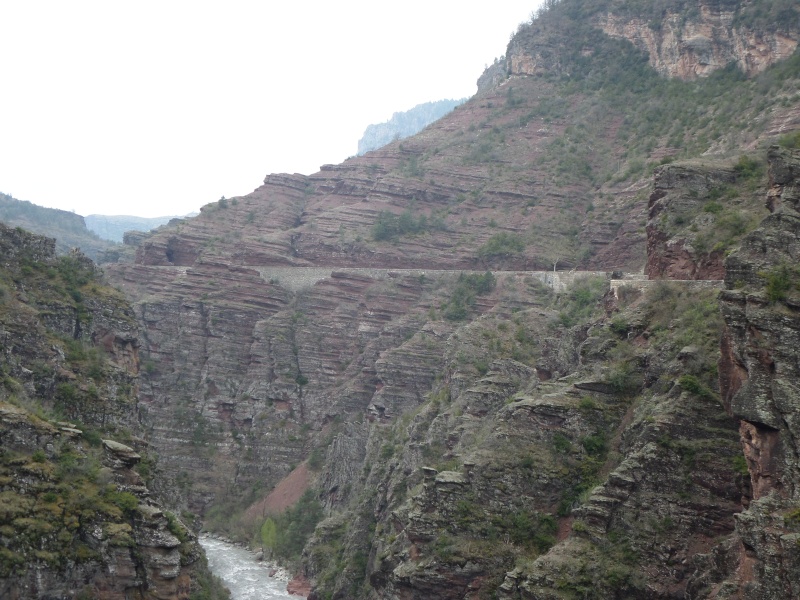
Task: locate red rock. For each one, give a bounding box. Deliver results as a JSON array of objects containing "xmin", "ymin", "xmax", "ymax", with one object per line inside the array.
[{"xmin": 287, "ymin": 574, "xmax": 312, "ymax": 597}]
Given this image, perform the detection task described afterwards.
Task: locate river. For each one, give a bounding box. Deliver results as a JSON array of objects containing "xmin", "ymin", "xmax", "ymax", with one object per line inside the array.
[{"xmin": 199, "ymin": 535, "xmax": 299, "ymax": 600}]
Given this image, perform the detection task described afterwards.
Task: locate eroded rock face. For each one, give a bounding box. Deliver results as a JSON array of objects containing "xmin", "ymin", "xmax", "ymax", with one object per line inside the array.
[
  {"xmin": 504, "ymin": 1, "xmax": 800, "ymax": 83},
  {"xmin": 597, "ymin": 2, "xmax": 799, "ymax": 80},
  {"xmin": 0, "ymin": 224, "xmax": 223, "ymax": 599},
  {"xmin": 108, "ymin": 257, "xmax": 480, "ymax": 513},
  {"xmin": 646, "ymin": 161, "xmax": 734, "ymax": 279},
  {"xmin": 645, "ymin": 160, "xmax": 767, "ymax": 280},
  {"xmin": 297, "ymin": 273, "xmax": 751, "ymax": 600},
  {"xmin": 0, "ymin": 402, "xmax": 203, "ymax": 600},
  {"xmin": 688, "ymin": 146, "xmax": 800, "ymax": 598}
]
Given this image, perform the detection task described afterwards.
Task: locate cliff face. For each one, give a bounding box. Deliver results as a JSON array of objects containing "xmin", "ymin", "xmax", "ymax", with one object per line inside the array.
[
  {"xmin": 80, "ymin": 1, "xmax": 800, "ymax": 597},
  {"xmin": 0, "ymin": 224, "xmax": 226, "ymax": 599},
  {"xmin": 298, "ymin": 271, "xmax": 747, "ymax": 599},
  {"xmin": 505, "ymin": 0, "xmax": 800, "ymax": 81},
  {"xmin": 645, "ymin": 158, "xmax": 768, "ymax": 280},
  {"xmin": 103, "ymin": 2, "xmax": 800, "ymax": 530},
  {"xmin": 597, "ymin": 0, "xmax": 799, "ymax": 80},
  {"xmin": 689, "ymin": 146, "xmax": 800, "ymax": 599}
]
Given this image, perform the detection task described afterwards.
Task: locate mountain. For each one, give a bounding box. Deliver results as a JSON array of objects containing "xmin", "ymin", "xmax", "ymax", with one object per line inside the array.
[
  {"xmin": 357, "ymin": 99, "xmax": 467, "ymax": 155},
  {"xmin": 85, "ymin": 214, "xmax": 190, "ymax": 243},
  {"xmin": 0, "ymin": 223, "xmax": 228, "ymax": 599},
  {"xmin": 7, "ymin": 0, "xmax": 800, "ymax": 598},
  {"xmin": 0, "ymin": 193, "xmax": 114, "ymax": 261}
]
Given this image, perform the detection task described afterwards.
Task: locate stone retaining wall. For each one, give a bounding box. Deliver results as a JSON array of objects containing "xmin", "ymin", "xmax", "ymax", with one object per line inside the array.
[
  {"xmin": 609, "ymin": 278, "xmax": 724, "ymax": 298},
  {"xmin": 253, "ymin": 267, "xmax": 614, "ymax": 293}
]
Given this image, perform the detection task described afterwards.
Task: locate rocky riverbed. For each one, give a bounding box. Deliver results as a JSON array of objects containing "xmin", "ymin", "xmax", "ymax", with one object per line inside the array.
[{"xmin": 199, "ymin": 536, "xmax": 301, "ymax": 599}]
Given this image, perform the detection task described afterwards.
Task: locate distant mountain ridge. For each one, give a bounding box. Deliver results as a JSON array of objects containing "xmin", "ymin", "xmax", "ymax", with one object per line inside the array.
[
  {"xmin": 357, "ymin": 98, "xmax": 466, "ymax": 155},
  {"xmin": 0, "ymin": 192, "xmax": 193, "ymax": 259},
  {"xmin": 0, "ymin": 192, "xmax": 113, "ymax": 261},
  {"xmin": 85, "ymin": 214, "xmax": 190, "ymax": 243}
]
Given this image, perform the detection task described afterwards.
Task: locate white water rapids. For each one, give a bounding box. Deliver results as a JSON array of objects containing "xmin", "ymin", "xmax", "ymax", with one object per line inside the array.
[{"xmin": 199, "ymin": 535, "xmax": 299, "ymax": 600}]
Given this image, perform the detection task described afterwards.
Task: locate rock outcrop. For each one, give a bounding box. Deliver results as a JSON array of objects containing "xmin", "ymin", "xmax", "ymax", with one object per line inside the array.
[
  {"xmin": 0, "ymin": 223, "xmax": 227, "ymax": 599},
  {"xmin": 687, "ymin": 146, "xmax": 800, "ymax": 598},
  {"xmin": 597, "ymin": 1, "xmax": 799, "ymax": 80},
  {"xmin": 503, "ymin": 1, "xmax": 800, "ymax": 83},
  {"xmin": 645, "ymin": 159, "xmax": 768, "ymax": 280},
  {"xmin": 301, "ymin": 271, "xmax": 747, "ymax": 599}
]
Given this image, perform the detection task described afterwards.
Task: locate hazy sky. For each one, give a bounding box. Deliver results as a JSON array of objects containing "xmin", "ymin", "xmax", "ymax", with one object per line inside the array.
[{"xmin": 1, "ymin": 1, "xmax": 541, "ymax": 217}]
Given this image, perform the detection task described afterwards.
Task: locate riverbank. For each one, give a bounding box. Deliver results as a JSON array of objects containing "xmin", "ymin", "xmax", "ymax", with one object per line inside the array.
[{"xmin": 199, "ymin": 535, "xmax": 303, "ymax": 599}]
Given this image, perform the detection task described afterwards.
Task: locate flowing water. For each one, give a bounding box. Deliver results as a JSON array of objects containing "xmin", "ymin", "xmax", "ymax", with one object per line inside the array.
[{"xmin": 199, "ymin": 536, "xmax": 299, "ymax": 600}]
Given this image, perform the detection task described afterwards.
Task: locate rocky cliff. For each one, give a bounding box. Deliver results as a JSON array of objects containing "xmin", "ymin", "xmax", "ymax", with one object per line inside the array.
[
  {"xmin": 506, "ymin": 0, "xmax": 799, "ymax": 81},
  {"xmin": 81, "ymin": 1, "xmax": 800, "ymax": 598},
  {"xmin": 645, "ymin": 157, "xmax": 769, "ymax": 280},
  {"xmin": 101, "ymin": 0, "xmax": 800, "ymax": 527},
  {"xmin": 597, "ymin": 0, "xmax": 799, "ymax": 80},
  {"xmin": 300, "ymin": 274, "xmax": 746, "ymax": 599},
  {"xmin": 686, "ymin": 146, "xmax": 800, "ymax": 599},
  {"xmin": 295, "ymin": 149, "xmax": 800, "ymax": 600},
  {"xmin": 0, "ymin": 223, "xmax": 227, "ymax": 599}
]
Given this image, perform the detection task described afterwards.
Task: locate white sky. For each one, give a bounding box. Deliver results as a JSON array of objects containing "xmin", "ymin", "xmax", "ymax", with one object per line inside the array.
[{"xmin": 0, "ymin": 1, "xmax": 541, "ymax": 218}]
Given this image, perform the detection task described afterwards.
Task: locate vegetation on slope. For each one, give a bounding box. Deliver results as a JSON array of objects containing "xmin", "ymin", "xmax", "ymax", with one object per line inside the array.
[
  {"xmin": 301, "ymin": 270, "xmax": 741, "ymax": 598},
  {"xmin": 0, "ymin": 193, "xmax": 115, "ymax": 261},
  {"xmin": 349, "ymin": 0, "xmax": 800, "ymax": 269},
  {"xmin": 0, "ymin": 223, "xmax": 228, "ymax": 598}
]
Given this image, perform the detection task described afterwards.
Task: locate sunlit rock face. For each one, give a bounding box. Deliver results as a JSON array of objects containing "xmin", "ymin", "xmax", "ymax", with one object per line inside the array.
[{"xmin": 598, "ymin": 3, "xmax": 799, "ymax": 80}]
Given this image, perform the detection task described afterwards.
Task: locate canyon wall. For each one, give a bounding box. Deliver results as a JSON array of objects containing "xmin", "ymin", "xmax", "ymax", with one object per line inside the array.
[
  {"xmin": 0, "ymin": 224, "xmax": 226, "ymax": 599},
  {"xmin": 87, "ymin": 1, "xmax": 800, "ymax": 598},
  {"xmin": 688, "ymin": 146, "xmax": 800, "ymax": 599}
]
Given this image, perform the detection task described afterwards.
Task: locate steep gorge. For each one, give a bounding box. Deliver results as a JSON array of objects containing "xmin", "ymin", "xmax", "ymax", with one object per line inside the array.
[{"xmin": 66, "ymin": 0, "xmax": 800, "ymax": 598}]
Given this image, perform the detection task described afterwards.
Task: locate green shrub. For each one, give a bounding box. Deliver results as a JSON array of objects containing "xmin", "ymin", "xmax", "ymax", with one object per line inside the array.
[
  {"xmin": 372, "ymin": 210, "xmax": 444, "ymax": 241},
  {"xmin": 606, "ymin": 362, "xmax": 641, "ymax": 396},
  {"xmin": 442, "ymin": 272, "xmax": 496, "ymax": 321},
  {"xmin": 261, "ymin": 489, "xmax": 324, "ymax": 562},
  {"xmin": 555, "ymin": 277, "xmax": 607, "ymax": 327},
  {"xmin": 82, "ymin": 429, "xmax": 102, "ymax": 447},
  {"xmin": 105, "ymin": 490, "xmax": 139, "ymax": 515},
  {"xmin": 763, "ymin": 265, "xmax": 794, "ymax": 302},
  {"xmin": 732, "ymin": 454, "xmax": 749, "ymax": 476},
  {"xmin": 553, "ymin": 433, "xmax": 572, "ymax": 454},
  {"xmin": 609, "ymin": 317, "xmax": 629, "ymax": 336},
  {"xmin": 677, "ymin": 374, "xmax": 713, "ymax": 398},
  {"xmin": 581, "ymin": 434, "xmax": 608, "ymax": 458},
  {"xmin": 477, "ymin": 233, "xmax": 525, "ymax": 258},
  {"xmin": 733, "ymin": 155, "xmax": 764, "ymax": 180},
  {"xmin": 307, "ymin": 447, "xmax": 325, "ymax": 471},
  {"xmin": 779, "ymin": 130, "xmax": 800, "ymax": 149},
  {"xmin": 165, "ymin": 511, "xmax": 189, "ymax": 543}
]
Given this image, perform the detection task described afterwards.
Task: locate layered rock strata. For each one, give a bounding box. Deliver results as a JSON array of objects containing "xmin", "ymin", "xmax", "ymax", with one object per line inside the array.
[
  {"xmin": 0, "ymin": 224, "xmax": 225, "ymax": 599},
  {"xmin": 688, "ymin": 146, "xmax": 800, "ymax": 599},
  {"xmin": 645, "ymin": 159, "xmax": 768, "ymax": 280}
]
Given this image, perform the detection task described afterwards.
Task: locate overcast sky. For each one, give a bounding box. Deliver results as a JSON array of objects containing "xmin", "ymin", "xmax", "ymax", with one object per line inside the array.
[{"xmin": 1, "ymin": 1, "xmax": 541, "ymax": 218}]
